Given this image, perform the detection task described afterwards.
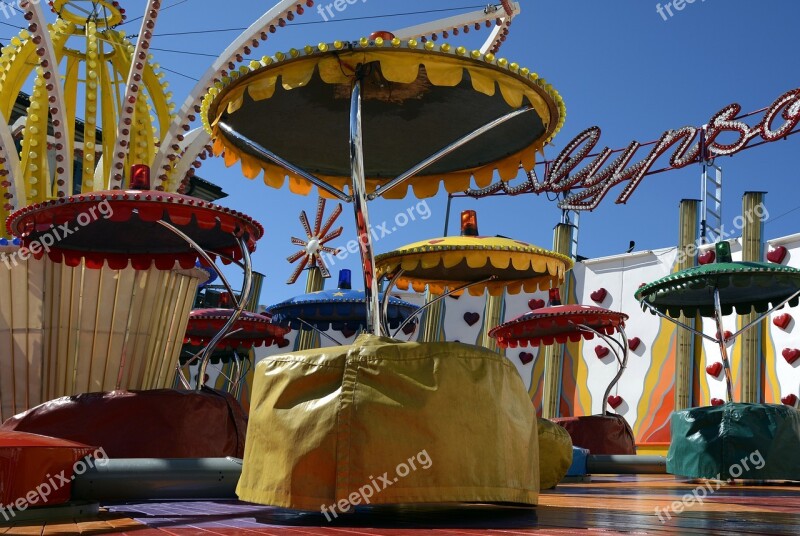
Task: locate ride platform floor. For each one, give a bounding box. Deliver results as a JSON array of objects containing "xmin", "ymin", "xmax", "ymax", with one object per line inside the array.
[{"xmin": 2, "ymin": 475, "xmax": 799, "ymax": 535}]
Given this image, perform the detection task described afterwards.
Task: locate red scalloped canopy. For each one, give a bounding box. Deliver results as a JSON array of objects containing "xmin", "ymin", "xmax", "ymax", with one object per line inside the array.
[
  {"xmin": 489, "ymin": 305, "xmax": 628, "ymax": 348},
  {"xmin": 5, "ymin": 191, "xmax": 264, "ymax": 270},
  {"xmin": 183, "ymin": 308, "xmax": 289, "ymax": 349}
]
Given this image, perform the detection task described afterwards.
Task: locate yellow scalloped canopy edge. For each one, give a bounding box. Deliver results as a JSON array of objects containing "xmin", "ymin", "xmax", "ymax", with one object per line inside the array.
[
  {"xmin": 203, "ymin": 43, "xmax": 565, "ymax": 200},
  {"xmin": 374, "ymin": 236, "xmax": 574, "ymax": 296}
]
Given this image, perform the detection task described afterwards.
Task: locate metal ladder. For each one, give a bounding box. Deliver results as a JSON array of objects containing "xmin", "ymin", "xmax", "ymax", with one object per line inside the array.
[{"xmin": 700, "ymin": 160, "xmax": 723, "ymax": 244}]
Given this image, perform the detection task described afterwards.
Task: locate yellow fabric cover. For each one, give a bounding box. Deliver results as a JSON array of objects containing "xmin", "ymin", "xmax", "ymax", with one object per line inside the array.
[
  {"xmin": 238, "ymin": 335, "xmax": 539, "ymax": 510},
  {"xmin": 537, "ymin": 417, "xmax": 573, "ymax": 490},
  {"xmin": 202, "ymin": 44, "xmax": 565, "ymax": 200},
  {"xmin": 375, "ymin": 235, "xmax": 574, "ymax": 297}
]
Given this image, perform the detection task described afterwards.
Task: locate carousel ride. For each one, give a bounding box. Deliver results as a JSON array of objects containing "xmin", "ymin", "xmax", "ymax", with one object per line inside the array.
[{"xmin": 0, "ymin": 0, "xmax": 798, "ymax": 531}]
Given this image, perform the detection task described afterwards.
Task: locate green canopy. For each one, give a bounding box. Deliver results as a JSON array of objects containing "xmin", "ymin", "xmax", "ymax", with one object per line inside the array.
[{"xmin": 635, "ymin": 261, "xmax": 800, "ymax": 318}]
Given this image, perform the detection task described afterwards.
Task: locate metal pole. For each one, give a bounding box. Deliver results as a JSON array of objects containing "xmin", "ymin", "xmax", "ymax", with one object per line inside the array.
[
  {"xmin": 350, "ymin": 77, "xmax": 381, "ymax": 335},
  {"xmin": 713, "ymin": 288, "xmax": 734, "ymax": 403},
  {"xmin": 381, "ymin": 269, "xmax": 405, "ymax": 337},
  {"xmin": 197, "ymin": 236, "xmax": 253, "ymax": 390},
  {"xmin": 443, "ymin": 194, "xmax": 453, "ymax": 236},
  {"xmin": 71, "ymin": 458, "xmax": 243, "ymax": 501},
  {"xmin": 218, "ymin": 122, "xmax": 351, "ymax": 203},
  {"xmin": 368, "ymin": 106, "xmax": 535, "ymax": 200},
  {"xmin": 392, "ymin": 276, "xmax": 497, "ymax": 338}
]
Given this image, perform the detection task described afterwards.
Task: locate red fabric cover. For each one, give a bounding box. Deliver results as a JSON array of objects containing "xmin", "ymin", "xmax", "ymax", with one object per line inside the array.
[
  {"xmin": 0, "ymin": 431, "xmax": 96, "ymax": 509},
  {"xmin": 550, "ymin": 414, "xmax": 637, "ymax": 455},
  {"xmin": 0, "ymin": 389, "xmax": 247, "ymax": 459},
  {"xmin": 6, "ymin": 190, "xmax": 263, "ymax": 270},
  {"xmin": 490, "ymin": 305, "xmax": 628, "ymax": 348},
  {"xmin": 184, "ymin": 308, "xmax": 289, "ymax": 349}
]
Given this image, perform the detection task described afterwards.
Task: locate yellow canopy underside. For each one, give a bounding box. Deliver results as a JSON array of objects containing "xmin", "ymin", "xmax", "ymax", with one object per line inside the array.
[
  {"xmin": 375, "ymin": 236, "xmax": 574, "ymax": 296},
  {"xmin": 205, "ymin": 46, "xmax": 563, "ymax": 200}
]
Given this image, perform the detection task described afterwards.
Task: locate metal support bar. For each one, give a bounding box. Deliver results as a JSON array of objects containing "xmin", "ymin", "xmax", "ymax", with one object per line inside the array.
[
  {"xmin": 196, "ymin": 236, "xmax": 253, "ymax": 390},
  {"xmin": 392, "ymin": 276, "xmax": 497, "ymax": 338},
  {"xmin": 729, "ymin": 288, "xmax": 800, "ymax": 340},
  {"xmin": 218, "ymin": 122, "xmax": 351, "ymax": 203},
  {"xmin": 350, "ymin": 78, "xmax": 382, "ymax": 335},
  {"xmin": 71, "ymin": 458, "xmax": 243, "ymax": 501},
  {"xmin": 294, "ymin": 317, "xmax": 344, "ymax": 347},
  {"xmin": 713, "ymin": 288, "xmax": 735, "ymax": 403},
  {"xmin": 578, "ymin": 325, "xmax": 629, "ymax": 415},
  {"xmin": 380, "ymin": 269, "xmax": 405, "ymax": 337},
  {"xmin": 154, "ymin": 223, "xmax": 254, "ymax": 390},
  {"xmin": 641, "ymin": 301, "xmax": 719, "ymax": 343},
  {"xmin": 586, "ymin": 455, "xmax": 667, "ymax": 475},
  {"xmin": 157, "ymin": 221, "xmax": 242, "ymax": 310},
  {"xmin": 144, "ymin": 223, "xmax": 249, "ymax": 391},
  {"xmin": 368, "ymin": 106, "xmax": 535, "ymax": 200}
]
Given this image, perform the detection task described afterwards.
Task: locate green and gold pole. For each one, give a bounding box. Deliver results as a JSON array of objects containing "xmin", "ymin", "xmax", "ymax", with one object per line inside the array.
[
  {"xmin": 541, "ymin": 223, "xmax": 573, "ymax": 419},
  {"xmin": 740, "ymin": 192, "xmax": 766, "ymax": 403},
  {"xmin": 245, "ymin": 272, "xmax": 265, "ymax": 313},
  {"xmin": 675, "ymin": 199, "xmax": 699, "ymax": 410},
  {"xmin": 296, "ymin": 266, "xmax": 325, "ymax": 350},
  {"xmin": 421, "ymin": 290, "xmax": 445, "ymax": 342},
  {"xmin": 480, "ymin": 292, "xmax": 505, "ymax": 353}
]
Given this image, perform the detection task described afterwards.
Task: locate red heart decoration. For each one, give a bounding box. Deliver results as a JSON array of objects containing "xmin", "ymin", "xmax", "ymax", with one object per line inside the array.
[
  {"xmin": 782, "ymin": 348, "xmax": 800, "ymax": 364},
  {"xmin": 628, "ymin": 337, "xmax": 642, "ymax": 351},
  {"xmin": 781, "ymin": 394, "xmax": 798, "ymax": 407},
  {"xmin": 402, "ymin": 322, "xmax": 417, "ymax": 335},
  {"xmin": 607, "ymin": 395, "xmax": 623, "ymax": 409},
  {"xmin": 277, "ymin": 338, "xmax": 290, "ymax": 348},
  {"xmin": 706, "ymin": 362, "xmax": 723, "ymax": 378},
  {"xmin": 698, "ymin": 250, "xmax": 716, "ymax": 265},
  {"xmin": 595, "ymin": 345, "xmax": 610, "ymax": 359},
  {"xmin": 767, "ymin": 246, "xmax": 787, "ymax": 264},
  {"xmin": 716, "ymin": 330, "xmax": 734, "ymax": 343},
  {"xmin": 528, "ymin": 298, "xmax": 545, "ymax": 310},
  {"xmin": 519, "ymin": 352, "xmax": 534, "ymax": 365},
  {"xmin": 341, "ymin": 327, "xmax": 357, "ymax": 338},
  {"xmin": 590, "ymin": 288, "xmax": 608, "ymax": 303},
  {"xmin": 464, "ymin": 312, "xmax": 480, "ymax": 326},
  {"xmin": 710, "ymin": 398, "xmax": 725, "ymax": 407},
  {"xmin": 773, "ymin": 314, "xmax": 792, "ymax": 330}
]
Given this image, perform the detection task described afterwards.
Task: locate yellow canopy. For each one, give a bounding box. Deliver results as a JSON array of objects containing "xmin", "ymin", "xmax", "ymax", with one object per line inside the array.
[
  {"xmin": 375, "ymin": 235, "xmax": 574, "ymax": 296},
  {"xmin": 202, "ymin": 40, "xmax": 565, "ymax": 200}
]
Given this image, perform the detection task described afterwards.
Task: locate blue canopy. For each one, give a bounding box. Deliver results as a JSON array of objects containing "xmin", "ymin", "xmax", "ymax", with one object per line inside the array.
[{"xmin": 268, "ymin": 288, "xmax": 419, "ymax": 331}]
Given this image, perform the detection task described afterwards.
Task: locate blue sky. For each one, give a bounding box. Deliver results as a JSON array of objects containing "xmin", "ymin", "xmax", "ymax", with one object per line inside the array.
[{"xmin": 25, "ymin": 1, "xmax": 800, "ymax": 304}]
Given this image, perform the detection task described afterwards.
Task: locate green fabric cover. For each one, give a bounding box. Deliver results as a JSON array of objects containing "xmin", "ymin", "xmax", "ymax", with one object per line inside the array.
[
  {"xmin": 667, "ymin": 403, "xmax": 800, "ymax": 480},
  {"xmin": 635, "ymin": 262, "xmax": 800, "ymax": 318}
]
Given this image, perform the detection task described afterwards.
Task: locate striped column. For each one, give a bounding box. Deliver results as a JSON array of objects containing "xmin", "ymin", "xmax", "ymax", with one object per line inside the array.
[
  {"xmin": 542, "ymin": 223, "xmax": 574, "ymax": 419},
  {"xmin": 296, "ymin": 267, "xmax": 325, "ymax": 350},
  {"xmin": 740, "ymin": 192, "xmax": 766, "ymax": 403},
  {"xmin": 675, "ymin": 199, "xmax": 699, "ymax": 410}
]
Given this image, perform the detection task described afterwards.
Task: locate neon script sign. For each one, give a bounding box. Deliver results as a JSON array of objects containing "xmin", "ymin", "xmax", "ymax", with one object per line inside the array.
[{"xmin": 470, "ymin": 88, "xmax": 800, "ymax": 210}]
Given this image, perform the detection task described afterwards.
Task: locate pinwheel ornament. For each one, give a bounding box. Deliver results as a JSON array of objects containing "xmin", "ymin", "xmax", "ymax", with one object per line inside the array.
[{"xmin": 286, "ymin": 198, "xmax": 343, "ymax": 284}]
